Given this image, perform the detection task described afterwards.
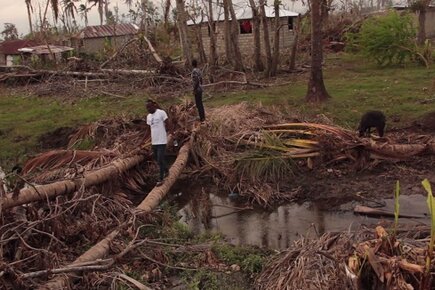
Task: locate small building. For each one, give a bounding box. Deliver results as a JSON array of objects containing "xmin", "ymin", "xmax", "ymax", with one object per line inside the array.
[
  {"xmin": 18, "ymin": 45, "xmax": 74, "ymax": 64},
  {"xmin": 393, "ymin": 4, "xmax": 435, "ymax": 39},
  {"xmin": 187, "ymin": 6, "xmax": 299, "ymax": 58},
  {"xmin": 0, "ymin": 39, "xmax": 38, "ymax": 66},
  {"xmin": 71, "ymin": 23, "xmax": 139, "ymax": 54}
]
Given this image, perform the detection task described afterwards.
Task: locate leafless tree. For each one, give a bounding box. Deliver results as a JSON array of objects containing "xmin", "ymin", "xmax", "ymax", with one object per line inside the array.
[
  {"xmin": 259, "ymin": 0, "xmax": 272, "ymax": 76},
  {"xmin": 176, "ymin": 0, "xmax": 193, "ymax": 66},
  {"xmin": 248, "ymin": 0, "xmax": 264, "ymax": 71},
  {"xmin": 270, "ymin": 0, "xmax": 280, "ymax": 76},
  {"xmin": 226, "ymin": 0, "xmax": 244, "ymax": 71},
  {"xmin": 25, "ymin": 0, "xmax": 34, "ymax": 35},
  {"xmin": 305, "ymin": 0, "xmax": 331, "ymax": 102}
]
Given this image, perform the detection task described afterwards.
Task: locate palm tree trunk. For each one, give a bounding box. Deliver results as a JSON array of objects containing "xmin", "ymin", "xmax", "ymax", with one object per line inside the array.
[
  {"xmin": 222, "ymin": 0, "xmax": 234, "ymax": 65},
  {"xmin": 0, "ymin": 154, "xmax": 146, "ymax": 210},
  {"xmin": 26, "ymin": 0, "xmax": 34, "ymax": 35},
  {"xmin": 104, "ymin": 0, "xmax": 110, "ymax": 24},
  {"xmin": 259, "ymin": 0, "xmax": 272, "ymax": 77},
  {"xmin": 207, "ymin": 0, "xmax": 218, "ymax": 67},
  {"xmin": 38, "ymin": 140, "xmax": 191, "ymax": 290},
  {"xmin": 176, "ymin": 0, "xmax": 193, "ymax": 66},
  {"xmin": 270, "ymin": 0, "xmax": 280, "ymax": 76},
  {"xmin": 305, "ymin": 0, "xmax": 331, "ymax": 102},
  {"xmin": 195, "ymin": 23, "xmax": 207, "ymax": 64},
  {"xmin": 249, "ymin": 0, "xmax": 263, "ymax": 72},
  {"xmin": 289, "ymin": 15, "xmax": 301, "ymax": 71},
  {"xmin": 417, "ymin": 9, "xmax": 427, "ymax": 45},
  {"xmin": 98, "ymin": 1, "xmax": 104, "ymax": 25},
  {"xmin": 227, "ymin": 0, "xmax": 244, "ymax": 71}
]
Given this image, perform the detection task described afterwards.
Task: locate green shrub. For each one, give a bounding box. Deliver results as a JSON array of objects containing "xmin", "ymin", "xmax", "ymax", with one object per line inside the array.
[{"xmin": 346, "ymin": 11, "xmax": 416, "ymax": 66}]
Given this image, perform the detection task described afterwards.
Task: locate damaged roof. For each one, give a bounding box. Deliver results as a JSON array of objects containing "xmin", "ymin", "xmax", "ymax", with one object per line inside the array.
[
  {"xmin": 18, "ymin": 45, "xmax": 74, "ymax": 55},
  {"xmin": 76, "ymin": 23, "xmax": 139, "ymax": 39},
  {"xmin": 0, "ymin": 40, "xmax": 39, "ymax": 55},
  {"xmin": 187, "ymin": 5, "xmax": 298, "ymax": 25}
]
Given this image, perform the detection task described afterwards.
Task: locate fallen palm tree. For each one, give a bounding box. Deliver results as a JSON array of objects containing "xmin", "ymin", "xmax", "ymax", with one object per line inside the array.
[
  {"xmin": 0, "ymin": 104, "xmax": 197, "ymax": 289},
  {"xmin": 0, "ymin": 153, "xmax": 148, "ymax": 211},
  {"xmin": 38, "ymin": 138, "xmax": 192, "ymax": 290},
  {"xmin": 191, "ymin": 103, "xmax": 435, "ymax": 206}
]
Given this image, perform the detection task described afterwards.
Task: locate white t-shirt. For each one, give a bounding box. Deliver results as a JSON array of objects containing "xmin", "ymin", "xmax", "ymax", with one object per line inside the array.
[{"xmin": 146, "ymin": 109, "xmax": 168, "ymax": 145}]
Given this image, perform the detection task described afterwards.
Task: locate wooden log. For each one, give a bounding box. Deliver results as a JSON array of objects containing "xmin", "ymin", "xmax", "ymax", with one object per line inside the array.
[
  {"xmin": 143, "ymin": 36, "xmax": 163, "ymax": 64},
  {"xmin": 0, "ymin": 154, "xmax": 146, "ymax": 210},
  {"xmin": 354, "ymin": 205, "xmax": 424, "ymax": 219},
  {"xmin": 100, "ymin": 38, "xmax": 139, "ymax": 69}
]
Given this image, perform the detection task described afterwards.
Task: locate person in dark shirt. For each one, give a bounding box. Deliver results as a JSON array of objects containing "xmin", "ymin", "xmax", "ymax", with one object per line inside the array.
[{"xmin": 191, "ymin": 59, "xmax": 205, "ymax": 122}]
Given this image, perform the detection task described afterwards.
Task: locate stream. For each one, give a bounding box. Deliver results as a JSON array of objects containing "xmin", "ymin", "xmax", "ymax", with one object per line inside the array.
[{"xmin": 175, "ymin": 188, "xmax": 430, "ymax": 250}]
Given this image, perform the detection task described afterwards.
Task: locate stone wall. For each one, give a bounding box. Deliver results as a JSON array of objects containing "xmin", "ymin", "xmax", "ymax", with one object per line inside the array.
[
  {"xmin": 81, "ymin": 35, "xmax": 134, "ymax": 54},
  {"xmin": 191, "ymin": 17, "xmax": 296, "ymax": 59},
  {"xmin": 425, "ymin": 9, "xmax": 435, "ymax": 38}
]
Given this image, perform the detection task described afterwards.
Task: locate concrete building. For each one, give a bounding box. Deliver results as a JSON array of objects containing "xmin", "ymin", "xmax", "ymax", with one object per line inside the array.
[
  {"xmin": 394, "ymin": 5, "xmax": 435, "ymax": 39},
  {"xmin": 71, "ymin": 23, "xmax": 139, "ymax": 54},
  {"xmin": 18, "ymin": 45, "xmax": 74, "ymax": 64},
  {"xmin": 0, "ymin": 39, "xmax": 38, "ymax": 66},
  {"xmin": 187, "ymin": 6, "xmax": 299, "ymax": 58}
]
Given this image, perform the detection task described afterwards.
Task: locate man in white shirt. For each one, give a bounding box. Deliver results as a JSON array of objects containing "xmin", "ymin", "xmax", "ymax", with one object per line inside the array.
[{"xmin": 146, "ymin": 100, "xmax": 169, "ymax": 186}]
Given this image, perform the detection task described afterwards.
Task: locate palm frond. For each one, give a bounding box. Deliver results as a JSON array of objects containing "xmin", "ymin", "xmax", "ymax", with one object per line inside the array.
[
  {"xmin": 22, "ymin": 150, "xmax": 115, "ymax": 174},
  {"xmin": 235, "ymin": 150, "xmax": 295, "ymax": 183}
]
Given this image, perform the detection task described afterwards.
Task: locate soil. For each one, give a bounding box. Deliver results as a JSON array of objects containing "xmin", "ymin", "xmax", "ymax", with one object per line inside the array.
[
  {"xmin": 37, "ymin": 126, "xmax": 76, "ymax": 149},
  {"xmin": 413, "ymin": 111, "xmax": 435, "ymax": 132},
  {"xmin": 288, "ymin": 121, "xmax": 435, "ymax": 209}
]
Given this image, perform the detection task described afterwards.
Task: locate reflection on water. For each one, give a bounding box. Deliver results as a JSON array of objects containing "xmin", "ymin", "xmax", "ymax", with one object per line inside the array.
[{"xmin": 177, "ymin": 190, "xmax": 429, "ymax": 250}]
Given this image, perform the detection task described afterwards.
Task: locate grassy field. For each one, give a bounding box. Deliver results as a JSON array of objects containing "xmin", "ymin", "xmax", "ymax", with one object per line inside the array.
[
  {"xmin": 207, "ymin": 54, "xmax": 435, "ymax": 128},
  {"xmin": 0, "ymin": 94, "xmax": 147, "ymax": 166},
  {"xmin": 0, "ymin": 53, "xmax": 434, "ymax": 167}
]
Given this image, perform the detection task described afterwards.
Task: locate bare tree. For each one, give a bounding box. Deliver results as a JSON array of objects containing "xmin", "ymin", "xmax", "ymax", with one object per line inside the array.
[
  {"xmin": 305, "ymin": 0, "xmax": 331, "ymax": 102},
  {"xmin": 188, "ymin": 2, "xmax": 207, "ymax": 64},
  {"xmin": 227, "ymin": 0, "xmax": 244, "ymax": 71},
  {"xmin": 412, "ymin": 0, "xmax": 431, "ymax": 45},
  {"xmin": 248, "ymin": 0, "xmax": 264, "ymax": 71},
  {"xmin": 105, "ymin": 0, "xmax": 110, "ymax": 23},
  {"xmin": 259, "ymin": 0, "xmax": 272, "ymax": 76},
  {"xmin": 88, "ymin": 0, "xmax": 104, "ymax": 25},
  {"xmin": 140, "ymin": 0, "xmax": 148, "ymax": 33},
  {"xmin": 222, "ymin": 0, "xmax": 234, "ymax": 64},
  {"xmin": 270, "ymin": 0, "xmax": 280, "ymax": 76},
  {"xmin": 206, "ymin": 0, "xmax": 218, "ymax": 66},
  {"xmin": 163, "ymin": 0, "xmax": 171, "ymax": 30},
  {"xmin": 25, "ymin": 0, "xmax": 34, "ymax": 35},
  {"xmin": 1, "ymin": 23, "xmax": 19, "ymax": 40},
  {"xmin": 289, "ymin": 15, "xmax": 301, "ymax": 71},
  {"xmin": 79, "ymin": 4, "xmax": 90, "ymax": 26},
  {"xmin": 176, "ymin": 0, "xmax": 193, "ymax": 66}
]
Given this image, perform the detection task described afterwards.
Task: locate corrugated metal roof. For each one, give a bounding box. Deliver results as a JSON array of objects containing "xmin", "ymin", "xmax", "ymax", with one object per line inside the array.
[
  {"xmin": 0, "ymin": 40, "xmax": 39, "ymax": 55},
  {"xmin": 18, "ymin": 45, "xmax": 74, "ymax": 55},
  {"xmin": 187, "ymin": 5, "xmax": 299, "ymax": 25},
  {"xmin": 77, "ymin": 23, "xmax": 139, "ymax": 39}
]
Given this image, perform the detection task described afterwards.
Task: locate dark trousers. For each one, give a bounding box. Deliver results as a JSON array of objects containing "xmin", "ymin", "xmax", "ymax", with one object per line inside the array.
[
  {"xmin": 152, "ymin": 144, "xmax": 167, "ymax": 181},
  {"xmin": 194, "ymin": 90, "xmax": 205, "ymax": 121}
]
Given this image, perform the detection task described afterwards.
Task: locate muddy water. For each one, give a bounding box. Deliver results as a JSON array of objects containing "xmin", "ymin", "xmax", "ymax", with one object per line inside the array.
[{"xmin": 176, "ymin": 191, "xmax": 429, "ymax": 250}]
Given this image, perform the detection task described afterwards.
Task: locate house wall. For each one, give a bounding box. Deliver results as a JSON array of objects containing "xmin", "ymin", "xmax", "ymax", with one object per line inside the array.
[
  {"xmin": 6, "ymin": 55, "xmax": 17, "ymax": 66},
  {"xmin": 190, "ymin": 17, "xmax": 295, "ymax": 59},
  {"xmin": 425, "ymin": 9, "xmax": 435, "ymax": 38},
  {"xmin": 79, "ymin": 35, "xmax": 135, "ymax": 54},
  {"xmin": 0, "ymin": 53, "xmax": 5, "ymax": 65}
]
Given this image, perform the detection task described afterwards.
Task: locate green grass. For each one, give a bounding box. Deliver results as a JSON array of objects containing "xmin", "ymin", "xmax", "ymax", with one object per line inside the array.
[
  {"xmin": 207, "ymin": 54, "xmax": 435, "ymax": 129},
  {"xmin": 1, "ymin": 53, "xmax": 434, "ymax": 167},
  {"xmin": 0, "ymin": 93, "xmax": 147, "ymax": 167}
]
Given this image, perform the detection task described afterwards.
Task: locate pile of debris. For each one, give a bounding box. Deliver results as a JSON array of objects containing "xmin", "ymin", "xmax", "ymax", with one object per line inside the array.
[{"xmin": 256, "ymin": 224, "xmax": 435, "ymax": 289}]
